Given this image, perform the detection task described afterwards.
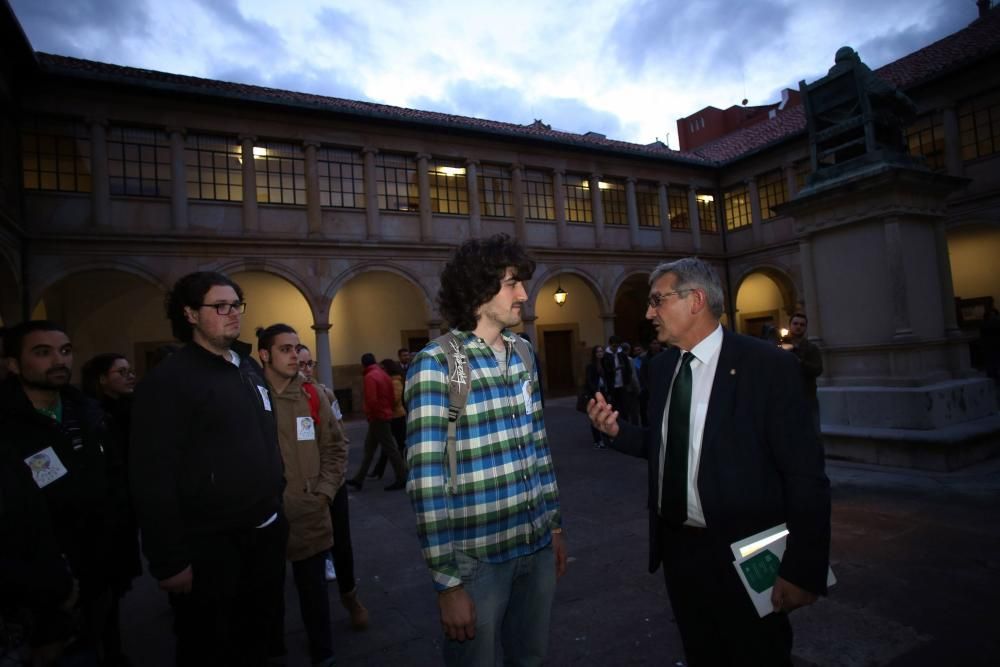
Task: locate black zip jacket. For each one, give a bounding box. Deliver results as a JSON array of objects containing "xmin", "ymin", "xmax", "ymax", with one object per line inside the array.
[{"xmin": 129, "ymin": 342, "xmax": 284, "ymax": 580}]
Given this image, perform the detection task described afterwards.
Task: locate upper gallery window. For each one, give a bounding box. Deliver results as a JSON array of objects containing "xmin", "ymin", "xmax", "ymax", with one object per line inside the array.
[
  {"xmin": 636, "ymin": 180, "xmax": 660, "ymax": 228},
  {"xmin": 756, "ymin": 169, "xmax": 787, "ymax": 220},
  {"xmin": 429, "ymin": 159, "xmax": 469, "ymax": 215},
  {"xmin": 21, "ymin": 117, "xmax": 92, "ymax": 193},
  {"xmin": 959, "ymin": 91, "xmax": 1000, "ymax": 161},
  {"xmin": 667, "ymin": 186, "xmax": 690, "ymax": 230},
  {"xmin": 478, "ymin": 164, "xmax": 512, "ymax": 218},
  {"xmin": 906, "ymin": 113, "xmax": 946, "ymax": 171},
  {"xmin": 255, "ymin": 142, "xmax": 306, "ymax": 206},
  {"xmin": 185, "ymin": 134, "xmax": 242, "ymax": 201},
  {"xmin": 564, "ymin": 173, "xmax": 593, "ymax": 223},
  {"xmin": 108, "ymin": 126, "xmax": 171, "ymax": 197},
  {"xmin": 376, "ymin": 152, "xmax": 419, "ymax": 212},
  {"xmin": 696, "ymin": 190, "xmax": 718, "ymax": 234},
  {"xmin": 318, "ymin": 147, "xmax": 364, "ymax": 209},
  {"xmin": 522, "ymin": 169, "xmax": 555, "ymax": 221},
  {"xmin": 600, "ymin": 177, "xmax": 627, "ymax": 225},
  {"xmin": 723, "ymin": 184, "xmax": 752, "ymax": 231}
]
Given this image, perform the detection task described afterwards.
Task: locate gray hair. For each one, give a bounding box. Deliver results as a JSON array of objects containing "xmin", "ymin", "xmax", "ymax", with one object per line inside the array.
[{"xmin": 649, "ymin": 257, "xmax": 725, "ymax": 318}]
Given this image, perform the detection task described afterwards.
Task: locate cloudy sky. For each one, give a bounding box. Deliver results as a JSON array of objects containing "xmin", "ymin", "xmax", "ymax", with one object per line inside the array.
[{"xmin": 9, "ymin": 0, "xmax": 977, "ymax": 148}]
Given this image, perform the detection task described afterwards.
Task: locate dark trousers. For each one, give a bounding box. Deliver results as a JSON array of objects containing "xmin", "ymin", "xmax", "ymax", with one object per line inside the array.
[
  {"xmin": 169, "ymin": 513, "xmax": 289, "ymax": 667},
  {"xmin": 372, "ymin": 416, "xmax": 407, "ymax": 478},
  {"xmin": 291, "ymin": 551, "xmax": 333, "ymax": 664},
  {"xmin": 351, "ymin": 419, "xmax": 405, "ymax": 485},
  {"xmin": 329, "ymin": 484, "xmax": 357, "ymax": 595},
  {"xmin": 659, "ymin": 520, "xmax": 793, "ymax": 667}
]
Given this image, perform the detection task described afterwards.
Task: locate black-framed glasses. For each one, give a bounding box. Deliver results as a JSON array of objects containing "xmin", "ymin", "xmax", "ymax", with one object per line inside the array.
[
  {"xmin": 647, "ymin": 289, "xmax": 693, "ymax": 308},
  {"xmin": 298, "ymin": 360, "xmax": 315, "ymax": 369},
  {"xmin": 199, "ymin": 301, "xmax": 246, "ymax": 315}
]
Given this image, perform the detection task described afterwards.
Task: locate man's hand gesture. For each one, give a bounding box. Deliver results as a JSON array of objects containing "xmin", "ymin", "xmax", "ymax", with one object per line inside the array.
[{"xmin": 586, "ymin": 391, "xmax": 620, "ymax": 439}]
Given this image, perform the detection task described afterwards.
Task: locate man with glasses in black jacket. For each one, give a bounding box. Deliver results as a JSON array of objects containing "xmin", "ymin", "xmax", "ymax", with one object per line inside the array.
[{"xmin": 130, "ymin": 271, "xmax": 288, "ymax": 667}]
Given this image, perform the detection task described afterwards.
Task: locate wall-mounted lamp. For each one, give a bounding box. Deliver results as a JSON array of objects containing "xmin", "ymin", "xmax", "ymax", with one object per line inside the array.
[{"xmin": 553, "ymin": 280, "xmax": 567, "ymax": 307}]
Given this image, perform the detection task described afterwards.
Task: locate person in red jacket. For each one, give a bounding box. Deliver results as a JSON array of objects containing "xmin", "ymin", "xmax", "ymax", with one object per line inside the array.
[{"xmin": 346, "ymin": 353, "xmax": 407, "ymax": 491}]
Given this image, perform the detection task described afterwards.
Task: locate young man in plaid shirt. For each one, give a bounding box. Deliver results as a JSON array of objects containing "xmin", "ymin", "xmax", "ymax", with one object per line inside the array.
[{"xmin": 405, "ymin": 234, "xmax": 567, "ymax": 666}]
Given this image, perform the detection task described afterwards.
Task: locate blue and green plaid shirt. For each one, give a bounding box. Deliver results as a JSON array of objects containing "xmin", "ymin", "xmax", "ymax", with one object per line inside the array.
[{"xmin": 404, "ymin": 329, "xmax": 562, "ymax": 591}]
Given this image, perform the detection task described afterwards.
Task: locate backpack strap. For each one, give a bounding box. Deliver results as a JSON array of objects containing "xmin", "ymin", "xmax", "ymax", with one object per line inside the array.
[
  {"xmin": 511, "ymin": 335, "xmax": 535, "ymax": 379},
  {"xmin": 432, "ymin": 331, "xmax": 470, "ymax": 494}
]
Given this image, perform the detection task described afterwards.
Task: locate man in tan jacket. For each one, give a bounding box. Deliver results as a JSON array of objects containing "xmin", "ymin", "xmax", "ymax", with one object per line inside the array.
[{"xmin": 258, "ymin": 324, "xmax": 346, "ymax": 667}]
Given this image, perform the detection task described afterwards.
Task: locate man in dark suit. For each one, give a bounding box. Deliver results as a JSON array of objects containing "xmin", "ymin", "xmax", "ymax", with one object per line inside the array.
[{"xmin": 587, "ymin": 257, "xmax": 831, "ymax": 666}]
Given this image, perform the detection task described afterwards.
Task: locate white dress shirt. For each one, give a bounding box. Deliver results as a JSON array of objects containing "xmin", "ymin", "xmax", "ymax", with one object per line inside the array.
[{"xmin": 658, "ymin": 324, "xmax": 724, "ymax": 527}]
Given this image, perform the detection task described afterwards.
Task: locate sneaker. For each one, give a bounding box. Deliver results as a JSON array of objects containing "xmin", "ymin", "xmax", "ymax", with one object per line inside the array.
[{"xmin": 325, "ymin": 557, "xmax": 337, "ymax": 582}]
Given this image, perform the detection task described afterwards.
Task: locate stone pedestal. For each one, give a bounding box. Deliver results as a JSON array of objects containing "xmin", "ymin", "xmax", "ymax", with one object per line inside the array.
[{"xmin": 782, "ymin": 163, "xmax": 999, "ymax": 470}]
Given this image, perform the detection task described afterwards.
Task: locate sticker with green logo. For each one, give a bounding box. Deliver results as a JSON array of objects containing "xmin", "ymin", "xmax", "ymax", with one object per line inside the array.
[{"xmin": 739, "ymin": 549, "xmax": 781, "ymax": 593}]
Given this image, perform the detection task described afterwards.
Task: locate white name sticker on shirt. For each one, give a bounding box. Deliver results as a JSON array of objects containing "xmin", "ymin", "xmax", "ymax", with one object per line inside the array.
[
  {"xmin": 257, "ymin": 385, "xmax": 272, "ymax": 412},
  {"xmin": 521, "ymin": 379, "xmax": 534, "ymax": 415},
  {"xmin": 297, "ymin": 416, "xmax": 316, "ymax": 441},
  {"xmin": 25, "ymin": 447, "xmax": 69, "ymax": 489}
]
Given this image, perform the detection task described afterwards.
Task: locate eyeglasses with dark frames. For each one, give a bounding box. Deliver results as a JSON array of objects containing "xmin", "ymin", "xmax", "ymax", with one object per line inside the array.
[
  {"xmin": 199, "ymin": 301, "xmax": 246, "ymax": 315},
  {"xmin": 298, "ymin": 360, "xmax": 315, "ymax": 369},
  {"xmin": 647, "ymin": 289, "xmax": 694, "ymax": 308}
]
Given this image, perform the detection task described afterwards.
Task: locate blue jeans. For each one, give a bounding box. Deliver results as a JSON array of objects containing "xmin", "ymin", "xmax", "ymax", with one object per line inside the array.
[{"xmin": 442, "ymin": 545, "xmax": 556, "ymax": 667}]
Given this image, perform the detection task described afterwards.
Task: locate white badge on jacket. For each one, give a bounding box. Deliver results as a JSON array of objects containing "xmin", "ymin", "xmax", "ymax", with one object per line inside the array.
[
  {"xmin": 297, "ymin": 416, "xmax": 316, "ymax": 441},
  {"xmin": 25, "ymin": 447, "xmax": 69, "ymax": 488},
  {"xmin": 521, "ymin": 378, "xmax": 533, "ymax": 415},
  {"xmin": 257, "ymin": 385, "xmax": 272, "ymax": 411}
]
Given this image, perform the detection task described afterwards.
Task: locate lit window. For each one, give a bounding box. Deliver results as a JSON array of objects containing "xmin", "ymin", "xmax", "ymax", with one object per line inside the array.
[
  {"xmin": 906, "ymin": 113, "xmax": 946, "ymax": 171},
  {"xmin": 697, "ymin": 191, "xmax": 718, "ymax": 234},
  {"xmin": 318, "ymin": 147, "xmax": 364, "ymax": 208},
  {"xmin": 636, "ymin": 180, "xmax": 660, "ymax": 228},
  {"xmin": 478, "ymin": 164, "xmax": 512, "ymax": 217},
  {"xmin": 723, "ymin": 184, "xmax": 752, "ymax": 231},
  {"xmin": 958, "ymin": 92, "xmax": 1000, "ymax": 162},
  {"xmin": 108, "ymin": 126, "xmax": 171, "ymax": 197},
  {"xmin": 185, "ymin": 134, "xmax": 242, "ymax": 201},
  {"xmin": 667, "ymin": 186, "xmax": 690, "ymax": 230},
  {"xmin": 429, "ymin": 159, "xmax": 468, "ymax": 215},
  {"xmin": 756, "ymin": 169, "xmax": 787, "ymax": 220},
  {"xmin": 523, "ymin": 169, "xmax": 554, "ymax": 220},
  {"xmin": 601, "ymin": 177, "xmax": 627, "ymax": 225},
  {"xmin": 254, "ymin": 142, "xmax": 305, "ymax": 206},
  {"xmin": 21, "ymin": 117, "xmax": 92, "ymax": 193},
  {"xmin": 376, "ymin": 153, "xmax": 419, "ymax": 212},
  {"xmin": 564, "ymin": 173, "xmax": 592, "ymax": 223}
]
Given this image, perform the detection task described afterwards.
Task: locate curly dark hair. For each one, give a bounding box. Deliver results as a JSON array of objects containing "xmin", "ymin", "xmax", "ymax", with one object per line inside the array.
[
  {"xmin": 165, "ymin": 272, "xmax": 244, "ymax": 343},
  {"xmin": 438, "ymin": 234, "xmax": 535, "ymax": 331}
]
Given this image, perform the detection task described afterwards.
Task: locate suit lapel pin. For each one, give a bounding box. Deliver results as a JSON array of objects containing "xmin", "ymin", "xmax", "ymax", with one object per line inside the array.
[{"xmin": 730, "ymin": 368, "xmax": 736, "ymax": 375}]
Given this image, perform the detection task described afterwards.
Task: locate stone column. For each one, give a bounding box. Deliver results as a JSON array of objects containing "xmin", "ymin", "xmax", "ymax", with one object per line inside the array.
[
  {"xmin": 798, "ymin": 238, "xmax": 823, "ymax": 342},
  {"xmin": 687, "ymin": 185, "xmax": 702, "ymax": 252},
  {"xmin": 312, "ymin": 323, "xmax": 334, "ymax": 389},
  {"xmin": 362, "ymin": 146, "xmax": 380, "ymax": 240},
  {"xmin": 785, "ymin": 162, "xmax": 798, "ymax": 198},
  {"xmin": 942, "ymin": 106, "xmax": 963, "ymax": 178},
  {"xmin": 168, "ymin": 127, "xmax": 188, "ymax": 230},
  {"xmin": 304, "ymin": 141, "xmax": 322, "ymax": 238},
  {"xmin": 747, "ymin": 177, "xmax": 763, "ymax": 245},
  {"xmin": 521, "ymin": 314, "xmax": 538, "ymax": 347},
  {"xmin": 884, "ymin": 217, "xmax": 915, "ymax": 340},
  {"xmin": 240, "ymin": 135, "xmax": 258, "ymax": 233},
  {"xmin": 553, "ymin": 170, "xmax": 567, "ymax": 246},
  {"xmin": 465, "ymin": 159, "xmax": 481, "ymax": 237},
  {"xmin": 511, "ymin": 163, "xmax": 526, "ymax": 243},
  {"xmin": 88, "ymin": 118, "xmax": 110, "ymax": 228},
  {"xmin": 417, "ymin": 153, "xmax": 432, "ymax": 242},
  {"xmin": 601, "ymin": 313, "xmax": 616, "ymax": 343},
  {"xmin": 626, "ymin": 177, "xmax": 640, "ymax": 249},
  {"xmin": 658, "ymin": 182, "xmax": 671, "ymax": 249},
  {"xmin": 590, "ymin": 173, "xmax": 605, "ymax": 248},
  {"xmin": 427, "ymin": 319, "xmax": 444, "ymax": 339}
]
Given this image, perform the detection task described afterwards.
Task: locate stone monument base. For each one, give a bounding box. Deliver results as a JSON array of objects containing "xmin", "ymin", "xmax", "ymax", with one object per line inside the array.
[{"xmin": 819, "ymin": 378, "xmax": 1000, "ymax": 470}]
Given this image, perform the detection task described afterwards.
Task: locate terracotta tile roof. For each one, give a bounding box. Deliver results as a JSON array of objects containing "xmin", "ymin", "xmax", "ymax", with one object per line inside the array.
[
  {"xmin": 34, "ymin": 52, "xmax": 709, "ymax": 166},
  {"xmin": 32, "ymin": 9, "xmax": 1000, "ymax": 167},
  {"xmin": 688, "ymin": 9, "xmax": 1000, "ymax": 163}
]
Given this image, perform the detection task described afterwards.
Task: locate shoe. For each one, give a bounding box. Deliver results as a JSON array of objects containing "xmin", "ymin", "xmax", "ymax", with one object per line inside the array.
[
  {"xmin": 341, "ymin": 588, "xmax": 369, "ymax": 631},
  {"xmin": 346, "ymin": 479, "xmax": 362, "ymax": 491},
  {"xmin": 384, "ymin": 481, "xmax": 405, "ymax": 491},
  {"xmin": 324, "ymin": 556, "xmax": 337, "ymax": 581}
]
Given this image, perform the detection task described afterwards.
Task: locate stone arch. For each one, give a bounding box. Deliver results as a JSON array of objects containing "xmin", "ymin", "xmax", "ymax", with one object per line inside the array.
[
  {"xmin": 29, "ymin": 259, "xmax": 168, "ymax": 309},
  {"xmin": 612, "ymin": 270, "xmax": 654, "ymax": 346},
  {"xmin": 732, "ymin": 263, "xmax": 799, "ymax": 336},
  {"xmin": 325, "ymin": 261, "xmax": 435, "ymax": 319},
  {"xmin": 213, "ymin": 259, "xmax": 318, "ymax": 318},
  {"xmin": 609, "ymin": 268, "xmax": 652, "ymax": 303},
  {"xmin": 529, "ymin": 266, "xmax": 609, "ymax": 314}
]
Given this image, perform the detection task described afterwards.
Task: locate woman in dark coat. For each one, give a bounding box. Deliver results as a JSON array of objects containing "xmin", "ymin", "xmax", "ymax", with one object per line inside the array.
[{"xmin": 584, "ymin": 345, "xmax": 608, "ymax": 449}]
